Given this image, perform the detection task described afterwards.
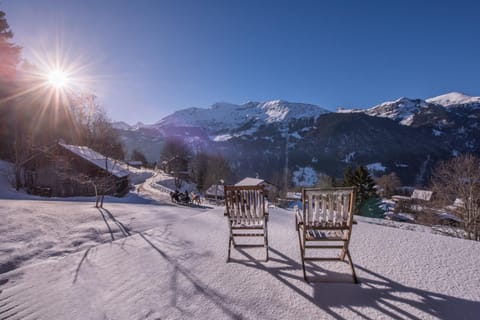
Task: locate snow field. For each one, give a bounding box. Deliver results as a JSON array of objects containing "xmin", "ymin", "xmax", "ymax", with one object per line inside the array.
[{"xmin": 1, "ymin": 199, "xmax": 479, "ymax": 319}]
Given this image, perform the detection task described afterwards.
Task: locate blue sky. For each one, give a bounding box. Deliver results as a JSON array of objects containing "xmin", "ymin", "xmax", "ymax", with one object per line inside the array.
[{"xmin": 4, "ymin": 0, "xmax": 480, "ymax": 123}]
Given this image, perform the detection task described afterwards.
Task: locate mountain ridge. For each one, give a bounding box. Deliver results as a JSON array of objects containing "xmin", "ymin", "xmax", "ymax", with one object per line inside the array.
[{"xmin": 113, "ymin": 92, "xmax": 480, "ymax": 129}]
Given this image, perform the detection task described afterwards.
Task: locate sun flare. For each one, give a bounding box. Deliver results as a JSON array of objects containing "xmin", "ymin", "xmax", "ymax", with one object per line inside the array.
[{"xmin": 47, "ymin": 69, "xmax": 69, "ymax": 89}]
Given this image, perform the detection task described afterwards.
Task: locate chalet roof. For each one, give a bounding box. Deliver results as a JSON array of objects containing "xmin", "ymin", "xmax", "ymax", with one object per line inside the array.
[
  {"xmin": 205, "ymin": 184, "xmax": 224, "ymax": 197},
  {"xmin": 438, "ymin": 212, "xmax": 463, "ymax": 223},
  {"xmin": 392, "ymin": 195, "xmax": 411, "ymax": 202},
  {"xmin": 235, "ymin": 177, "xmax": 266, "ymax": 187},
  {"xmin": 59, "ymin": 142, "xmax": 129, "ymax": 178},
  {"xmin": 411, "ymin": 189, "xmax": 433, "ymax": 201}
]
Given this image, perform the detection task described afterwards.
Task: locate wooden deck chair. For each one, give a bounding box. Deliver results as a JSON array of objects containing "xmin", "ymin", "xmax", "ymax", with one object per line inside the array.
[
  {"xmin": 295, "ymin": 187, "xmax": 358, "ymax": 283},
  {"xmin": 224, "ymin": 185, "xmax": 269, "ymax": 262}
]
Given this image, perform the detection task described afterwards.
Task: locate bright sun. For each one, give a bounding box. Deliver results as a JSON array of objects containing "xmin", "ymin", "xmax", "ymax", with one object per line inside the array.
[{"xmin": 47, "ymin": 69, "xmax": 69, "ymax": 89}]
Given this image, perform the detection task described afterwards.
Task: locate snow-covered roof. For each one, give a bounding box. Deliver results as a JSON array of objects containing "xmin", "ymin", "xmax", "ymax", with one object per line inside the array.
[
  {"xmin": 235, "ymin": 177, "xmax": 265, "ymax": 186},
  {"xmin": 438, "ymin": 212, "xmax": 463, "ymax": 223},
  {"xmin": 205, "ymin": 184, "xmax": 224, "ymax": 196},
  {"xmin": 411, "ymin": 189, "xmax": 433, "ymax": 201},
  {"xmin": 395, "ymin": 212, "xmax": 415, "ymax": 222},
  {"xmin": 392, "ymin": 195, "xmax": 411, "ymax": 202},
  {"xmin": 59, "ymin": 142, "xmax": 129, "ymax": 178}
]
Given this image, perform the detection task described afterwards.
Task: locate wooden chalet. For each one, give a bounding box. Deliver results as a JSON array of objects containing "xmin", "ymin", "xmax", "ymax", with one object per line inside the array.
[
  {"xmin": 205, "ymin": 184, "xmax": 225, "ymax": 202},
  {"xmin": 411, "ymin": 189, "xmax": 434, "ymax": 202},
  {"xmin": 22, "ymin": 142, "xmax": 129, "ymax": 197}
]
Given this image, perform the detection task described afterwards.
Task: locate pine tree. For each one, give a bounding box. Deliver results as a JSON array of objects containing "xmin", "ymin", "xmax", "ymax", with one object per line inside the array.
[
  {"xmin": 354, "ymin": 165, "xmax": 376, "ymax": 205},
  {"xmin": 344, "ymin": 165, "xmax": 377, "ymax": 215},
  {"xmin": 343, "ymin": 166, "xmax": 355, "ymax": 187},
  {"xmin": 0, "ymin": 9, "xmax": 22, "ymax": 159},
  {"xmin": 0, "ymin": 10, "xmax": 21, "ymax": 81}
]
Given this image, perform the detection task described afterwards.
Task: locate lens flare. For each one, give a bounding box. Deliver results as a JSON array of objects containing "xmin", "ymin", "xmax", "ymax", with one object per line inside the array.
[{"xmin": 47, "ymin": 69, "xmax": 69, "ymax": 89}]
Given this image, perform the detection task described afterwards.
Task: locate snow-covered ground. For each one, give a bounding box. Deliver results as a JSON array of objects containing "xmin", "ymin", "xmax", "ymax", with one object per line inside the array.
[
  {"xmin": 292, "ymin": 166, "xmax": 318, "ymax": 187},
  {"xmin": 1, "ymin": 164, "xmax": 479, "ymax": 319}
]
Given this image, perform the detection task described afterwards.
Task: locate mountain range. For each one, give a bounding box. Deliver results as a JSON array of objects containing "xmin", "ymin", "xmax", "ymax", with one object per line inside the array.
[{"xmin": 113, "ymin": 92, "xmax": 480, "ymax": 187}]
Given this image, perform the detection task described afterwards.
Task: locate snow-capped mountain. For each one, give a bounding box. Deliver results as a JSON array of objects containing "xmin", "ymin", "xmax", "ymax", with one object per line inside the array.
[
  {"xmin": 112, "ymin": 121, "xmax": 133, "ymax": 131},
  {"xmin": 153, "ymin": 100, "xmax": 329, "ymax": 135},
  {"xmin": 112, "ymin": 121, "xmax": 146, "ymax": 131},
  {"xmin": 426, "ymin": 92, "xmax": 480, "ymax": 107},
  {"xmin": 363, "ymin": 97, "xmax": 429, "ymax": 125},
  {"xmin": 113, "ymin": 100, "xmax": 329, "ymax": 165},
  {"xmin": 350, "ymin": 92, "xmax": 480, "ymax": 126}
]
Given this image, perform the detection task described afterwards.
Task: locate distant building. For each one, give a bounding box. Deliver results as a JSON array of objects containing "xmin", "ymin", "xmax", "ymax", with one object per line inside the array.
[
  {"xmin": 205, "ymin": 184, "xmax": 225, "ymax": 201},
  {"xmin": 235, "ymin": 177, "xmax": 278, "ymax": 202},
  {"xmin": 235, "ymin": 177, "xmax": 275, "ymax": 189},
  {"xmin": 391, "ymin": 195, "xmax": 411, "ymax": 203},
  {"xmin": 392, "ymin": 189, "xmax": 434, "ymax": 203},
  {"xmin": 21, "ymin": 142, "xmax": 129, "ymax": 197},
  {"xmin": 438, "ymin": 212, "xmax": 463, "ymax": 227},
  {"xmin": 411, "ymin": 189, "xmax": 434, "ymax": 202}
]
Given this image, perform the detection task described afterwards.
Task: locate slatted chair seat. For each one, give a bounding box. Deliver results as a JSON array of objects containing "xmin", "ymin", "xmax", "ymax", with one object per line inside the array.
[
  {"xmin": 295, "ymin": 187, "xmax": 358, "ymax": 283},
  {"xmin": 224, "ymin": 185, "xmax": 269, "ymax": 262},
  {"xmin": 305, "ymin": 229, "xmax": 346, "ymax": 241}
]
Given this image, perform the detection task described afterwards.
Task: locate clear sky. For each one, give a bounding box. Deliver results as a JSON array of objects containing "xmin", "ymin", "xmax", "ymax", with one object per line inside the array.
[{"xmin": 3, "ymin": 0, "xmax": 480, "ymax": 124}]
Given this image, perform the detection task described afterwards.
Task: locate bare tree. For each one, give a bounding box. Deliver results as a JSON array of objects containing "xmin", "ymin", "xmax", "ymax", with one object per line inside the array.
[
  {"xmin": 70, "ymin": 94, "xmax": 124, "ymax": 159},
  {"xmin": 160, "ymin": 138, "xmax": 191, "ymax": 190},
  {"xmin": 315, "ymin": 173, "xmax": 335, "ymax": 188},
  {"xmin": 160, "ymin": 138, "xmax": 190, "ymax": 162},
  {"xmin": 376, "ymin": 172, "xmax": 401, "ymax": 198},
  {"xmin": 190, "ymin": 152, "xmax": 231, "ymax": 196},
  {"xmin": 431, "ymin": 154, "xmax": 480, "ymax": 241}
]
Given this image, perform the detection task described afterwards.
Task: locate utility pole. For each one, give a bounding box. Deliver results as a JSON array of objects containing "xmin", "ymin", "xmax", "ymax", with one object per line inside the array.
[{"xmin": 284, "ymin": 121, "xmax": 289, "ymax": 192}]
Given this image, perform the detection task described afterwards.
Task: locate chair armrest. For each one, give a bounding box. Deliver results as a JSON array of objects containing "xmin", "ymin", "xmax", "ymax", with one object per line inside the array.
[{"xmin": 294, "ymin": 205, "xmax": 303, "ymax": 225}]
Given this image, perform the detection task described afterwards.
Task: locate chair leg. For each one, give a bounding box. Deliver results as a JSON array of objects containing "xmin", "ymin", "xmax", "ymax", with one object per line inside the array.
[
  {"xmin": 264, "ymin": 220, "xmax": 269, "ymax": 262},
  {"xmin": 227, "ymin": 220, "xmax": 233, "ymax": 262},
  {"xmin": 345, "ymin": 249, "xmax": 358, "ymax": 284},
  {"xmin": 297, "ymin": 227, "xmax": 307, "ymax": 281},
  {"xmin": 227, "ymin": 235, "xmax": 232, "ymax": 262},
  {"xmin": 340, "ymin": 243, "xmax": 347, "ymax": 261}
]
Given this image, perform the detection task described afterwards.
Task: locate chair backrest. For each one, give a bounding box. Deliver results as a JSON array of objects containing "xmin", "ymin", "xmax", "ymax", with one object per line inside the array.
[
  {"xmin": 302, "ymin": 187, "xmax": 355, "ymax": 228},
  {"xmin": 224, "ymin": 185, "xmax": 266, "ymax": 223}
]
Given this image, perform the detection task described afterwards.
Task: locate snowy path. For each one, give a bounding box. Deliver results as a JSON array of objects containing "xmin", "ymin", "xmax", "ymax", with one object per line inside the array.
[
  {"xmin": 1, "ymin": 199, "xmax": 479, "ymax": 319},
  {"xmin": 136, "ymin": 171, "xmax": 171, "ymax": 203}
]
